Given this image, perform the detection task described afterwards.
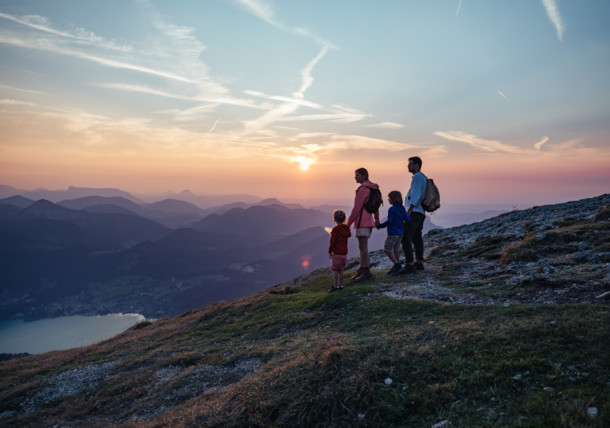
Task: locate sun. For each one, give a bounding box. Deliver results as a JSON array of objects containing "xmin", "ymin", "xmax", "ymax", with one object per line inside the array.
[{"xmin": 295, "ymin": 156, "xmax": 313, "ymax": 171}]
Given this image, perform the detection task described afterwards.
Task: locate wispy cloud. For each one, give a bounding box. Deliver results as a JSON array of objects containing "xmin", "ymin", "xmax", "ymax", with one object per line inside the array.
[
  {"xmin": 434, "ymin": 131, "xmax": 553, "ymax": 154},
  {"xmin": 0, "ymin": 9, "xmax": 266, "ymax": 118},
  {"xmin": 434, "ymin": 131, "xmax": 522, "ymax": 153},
  {"xmin": 294, "ymin": 45, "xmax": 331, "ymax": 99},
  {"xmin": 541, "ymin": 0, "xmax": 565, "ymax": 41},
  {"xmin": 433, "ymin": 132, "xmax": 604, "ymax": 160},
  {"xmin": 233, "ymin": 0, "xmax": 344, "ymax": 135},
  {"xmin": 233, "ymin": 0, "xmax": 283, "ymax": 29},
  {"xmin": 456, "ymin": 0, "xmax": 463, "ymax": 17},
  {"xmin": 0, "ymin": 98, "xmax": 37, "ymax": 106},
  {"xmin": 498, "ymin": 90, "xmax": 509, "ymax": 101},
  {"xmin": 534, "ymin": 136, "xmax": 549, "ymax": 151},
  {"xmin": 0, "ymin": 3, "xmax": 391, "ymax": 157},
  {"xmin": 0, "ymin": 11, "xmax": 132, "ymax": 52},
  {"xmin": 244, "ymin": 90, "xmax": 324, "ymax": 110},
  {"xmin": 366, "ymin": 122, "xmax": 405, "ymax": 129},
  {"xmin": 0, "ymin": 84, "xmax": 47, "ymax": 95}
]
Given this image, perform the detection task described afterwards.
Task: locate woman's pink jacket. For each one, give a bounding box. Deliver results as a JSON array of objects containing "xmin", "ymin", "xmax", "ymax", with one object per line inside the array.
[{"xmin": 347, "ymin": 181, "xmax": 380, "ymax": 229}]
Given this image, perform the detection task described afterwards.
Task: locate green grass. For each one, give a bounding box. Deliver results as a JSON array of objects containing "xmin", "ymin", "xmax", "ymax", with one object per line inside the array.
[{"xmin": 2, "ymin": 266, "xmax": 607, "ymax": 427}]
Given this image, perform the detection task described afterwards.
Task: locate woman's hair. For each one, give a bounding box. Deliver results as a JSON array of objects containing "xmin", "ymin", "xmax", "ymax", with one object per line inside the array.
[
  {"xmin": 333, "ymin": 209, "xmax": 346, "ymax": 224},
  {"xmin": 388, "ymin": 190, "xmax": 403, "ymax": 205},
  {"xmin": 355, "ymin": 167, "xmax": 369, "ymax": 180}
]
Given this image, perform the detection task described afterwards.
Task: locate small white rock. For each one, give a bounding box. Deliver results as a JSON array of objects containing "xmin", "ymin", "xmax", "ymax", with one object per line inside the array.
[
  {"xmin": 432, "ymin": 420, "xmax": 448, "ymax": 428},
  {"xmin": 587, "ymin": 407, "xmax": 598, "ymax": 418},
  {"xmin": 358, "ymin": 413, "xmax": 366, "ymax": 420},
  {"xmin": 384, "ymin": 377, "xmax": 393, "ymax": 386}
]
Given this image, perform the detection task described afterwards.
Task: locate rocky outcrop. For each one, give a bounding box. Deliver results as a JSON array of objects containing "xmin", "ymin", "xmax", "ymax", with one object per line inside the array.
[{"xmin": 369, "ymin": 194, "xmax": 610, "ymax": 305}]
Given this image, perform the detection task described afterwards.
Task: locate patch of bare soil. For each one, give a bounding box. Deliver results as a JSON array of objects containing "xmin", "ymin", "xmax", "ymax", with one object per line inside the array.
[{"xmin": 376, "ymin": 264, "xmax": 610, "ymax": 306}]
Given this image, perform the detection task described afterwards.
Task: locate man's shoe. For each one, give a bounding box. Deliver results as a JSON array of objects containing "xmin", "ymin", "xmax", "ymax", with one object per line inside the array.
[
  {"xmin": 398, "ymin": 264, "xmax": 416, "ymax": 274},
  {"xmin": 353, "ymin": 269, "xmax": 373, "ymax": 282},
  {"xmin": 328, "ymin": 287, "xmax": 338, "ymax": 293},
  {"xmin": 350, "ymin": 268, "xmax": 363, "ymax": 280},
  {"xmin": 414, "ymin": 262, "xmax": 425, "ymax": 271},
  {"xmin": 387, "ymin": 263, "xmax": 402, "ymax": 275}
]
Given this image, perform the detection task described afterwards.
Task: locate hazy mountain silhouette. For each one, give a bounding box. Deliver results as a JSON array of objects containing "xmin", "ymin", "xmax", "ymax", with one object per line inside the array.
[
  {"xmin": 58, "ymin": 196, "xmax": 148, "ymax": 216},
  {"xmin": 258, "ymin": 198, "xmax": 305, "ymax": 209},
  {"xmin": 143, "ymin": 198, "xmax": 205, "ymax": 215},
  {"xmin": 0, "ymin": 185, "xmax": 25, "ymax": 199},
  {"xmin": 14, "ymin": 200, "xmax": 170, "ymax": 248},
  {"xmin": 146, "ymin": 189, "xmax": 263, "ymax": 209},
  {"xmin": 0, "ymin": 195, "xmax": 35, "ymax": 209},
  {"xmin": 82, "ymin": 204, "xmax": 142, "ymax": 216},
  {"xmin": 57, "ymin": 196, "xmax": 207, "ymax": 228},
  {"xmin": 192, "ymin": 204, "xmax": 329, "ymax": 243},
  {"xmin": 20, "ymin": 186, "xmax": 143, "ymax": 203}
]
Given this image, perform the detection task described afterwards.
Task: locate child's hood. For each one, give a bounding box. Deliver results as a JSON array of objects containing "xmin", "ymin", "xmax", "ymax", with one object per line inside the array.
[{"xmin": 335, "ymin": 224, "xmax": 351, "ymax": 237}]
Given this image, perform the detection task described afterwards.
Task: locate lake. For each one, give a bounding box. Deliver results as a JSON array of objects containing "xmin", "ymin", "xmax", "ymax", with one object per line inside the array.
[{"xmin": 0, "ymin": 313, "xmax": 146, "ymax": 355}]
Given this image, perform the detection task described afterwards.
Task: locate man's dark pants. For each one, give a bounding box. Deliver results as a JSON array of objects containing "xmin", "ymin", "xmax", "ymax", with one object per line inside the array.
[{"xmin": 402, "ymin": 212, "xmax": 425, "ymax": 263}]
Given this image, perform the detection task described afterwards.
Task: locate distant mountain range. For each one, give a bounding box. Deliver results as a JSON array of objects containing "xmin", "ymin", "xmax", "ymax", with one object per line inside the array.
[
  {"xmin": 0, "ymin": 185, "xmax": 263, "ymax": 209},
  {"xmin": 0, "ymin": 188, "xmax": 444, "ymax": 319}
]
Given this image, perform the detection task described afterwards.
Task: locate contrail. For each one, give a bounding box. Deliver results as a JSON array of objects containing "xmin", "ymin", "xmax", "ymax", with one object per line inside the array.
[
  {"xmin": 456, "ymin": 0, "xmax": 463, "ymax": 16},
  {"xmin": 498, "ymin": 90, "xmax": 509, "ymax": 101},
  {"xmin": 541, "ymin": 0, "xmax": 565, "ymax": 41},
  {"xmin": 207, "ymin": 119, "xmax": 220, "ymax": 133}
]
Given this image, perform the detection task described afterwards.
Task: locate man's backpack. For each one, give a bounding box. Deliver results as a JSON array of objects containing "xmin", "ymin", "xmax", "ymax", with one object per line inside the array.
[
  {"xmin": 421, "ymin": 178, "xmax": 440, "ymax": 213},
  {"xmin": 363, "ymin": 187, "xmax": 383, "ymax": 213}
]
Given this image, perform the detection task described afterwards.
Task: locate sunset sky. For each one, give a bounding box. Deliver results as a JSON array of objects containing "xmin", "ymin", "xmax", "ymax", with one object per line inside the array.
[{"xmin": 1, "ymin": 0, "xmax": 608, "ymax": 206}]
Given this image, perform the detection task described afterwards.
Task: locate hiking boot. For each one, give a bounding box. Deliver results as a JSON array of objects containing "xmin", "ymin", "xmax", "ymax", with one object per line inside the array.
[
  {"xmin": 353, "ymin": 268, "xmax": 373, "ymax": 282},
  {"xmin": 414, "ymin": 262, "xmax": 425, "ymax": 271},
  {"xmin": 398, "ymin": 264, "xmax": 416, "ymax": 275},
  {"xmin": 350, "ymin": 268, "xmax": 363, "ymax": 280},
  {"xmin": 328, "ymin": 287, "xmax": 338, "ymax": 293},
  {"xmin": 387, "ymin": 263, "xmax": 402, "ymax": 275}
]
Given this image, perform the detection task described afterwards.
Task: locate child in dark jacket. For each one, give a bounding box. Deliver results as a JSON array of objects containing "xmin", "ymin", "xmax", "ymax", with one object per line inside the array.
[
  {"xmin": 328, "ymin": 210, "xmax": 351, "ymax": 292},
  {"xmin": 377, "ymin": 191, "xmax": 410, "ymax": 275}
]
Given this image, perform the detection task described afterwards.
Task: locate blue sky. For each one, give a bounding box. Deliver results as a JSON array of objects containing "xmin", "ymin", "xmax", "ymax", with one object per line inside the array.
[{"xmin": 0, "ymin": 0, "xmax": 608, "ymax": 205}]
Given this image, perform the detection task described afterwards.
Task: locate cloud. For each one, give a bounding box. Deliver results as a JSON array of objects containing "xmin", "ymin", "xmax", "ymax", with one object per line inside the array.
[
  {"xmin": 498, "ymin": 90, "xmax": 509, "ymax": 101},
  {"xmin": 541, "ymin": 0, "xmax": 565, "ymax": 41},
  {"xmin": 0, "ymin": 84, "xmax": 48, "ymax": 95},
  {"xmin": 244, "ymin": 90, "xmax": 324, "ymax": 110},
  {"xmin": 294, "ymin": 45, "xmax": 331, "ymax": 99},
  {"xmin": 456, "ymin": 0, "xmax": 463, "ymax": 17},
  {"xmin": 0, "ymin": 99, "xmax": 36, "ymax": 106},
  {"xmin": 534, "ymin": 136, "xmax": 549, "ymax": 151},
  {"xmin": 233, "ymin": 2, "xmax": 341, "ymax": 134},
  {"xmin": 434, "ymin": 131, "xmax": 606, "ymax": 160},
  {"xmin": 434, "ymin": 131, "xmax": 550, "ymax": 154},
  {"xmin": 434, "ymin": 131, "xmax": 523, "ymax": 153},
  {"xmin": 233, "ymin": 0, "xmax": 283, "ymax": 29},
  {"xmin": 366, "ymin": 122, "xmax": 405, "ymax": 129},
  {"xmin": 0, "ymin": 11, "xmax": 132, "ymax": 52}
]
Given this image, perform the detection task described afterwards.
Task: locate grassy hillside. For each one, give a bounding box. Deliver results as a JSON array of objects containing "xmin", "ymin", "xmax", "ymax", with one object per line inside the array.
[{"xmin": 1, "ymin": 198, "xmax": 609, "ymax": 427}]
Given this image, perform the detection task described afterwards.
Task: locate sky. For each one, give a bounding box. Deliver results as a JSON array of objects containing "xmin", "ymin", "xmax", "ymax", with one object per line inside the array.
[{"xmin": 0, "ymin": 0, "xmax": 609, "ymax": 207}]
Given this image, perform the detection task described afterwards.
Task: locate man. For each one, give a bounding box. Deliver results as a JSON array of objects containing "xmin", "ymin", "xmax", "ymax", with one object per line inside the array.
[{"xmin": 399, "ymin": 156, "xmax": 427, "ymax": 274}]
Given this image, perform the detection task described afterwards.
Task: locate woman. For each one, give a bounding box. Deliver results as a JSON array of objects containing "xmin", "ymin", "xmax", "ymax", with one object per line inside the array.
[{"xmin": 346, "ymin": 167, "xmax": 380, "ymax": 282}]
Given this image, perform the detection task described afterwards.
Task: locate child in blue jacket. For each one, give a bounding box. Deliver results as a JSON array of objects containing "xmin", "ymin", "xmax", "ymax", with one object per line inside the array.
[{"xmin": 377, "ymin": 191, "xmax": 411, "ymax": 275}]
